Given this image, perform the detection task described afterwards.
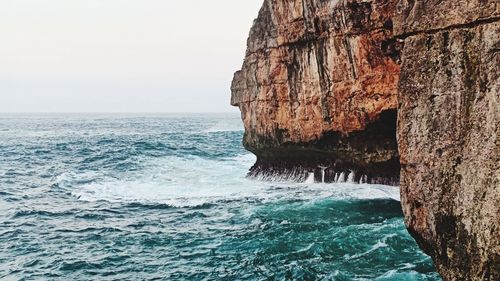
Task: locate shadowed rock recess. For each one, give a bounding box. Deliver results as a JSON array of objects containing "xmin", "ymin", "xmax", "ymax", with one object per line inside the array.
[
  {"xmin": 231, "ymin": 0, "xmax": 401, "ymax": 184},
  {"xmin": 231, "ymin": 0, "xmax": 499, "ymax": 280}
]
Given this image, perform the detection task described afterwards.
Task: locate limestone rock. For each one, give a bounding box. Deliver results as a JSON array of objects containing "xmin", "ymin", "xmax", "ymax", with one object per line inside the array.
[
  {"xmin": 231, "ymin": 0, "xmax": 401, "ymax": 183},
  {"xmin": 231, "ymin": 1, "xmax": 500, "ymax": 279},
  {"xmin": 395, "ymin": 2, "xmax": 500, "ymax": 280}
]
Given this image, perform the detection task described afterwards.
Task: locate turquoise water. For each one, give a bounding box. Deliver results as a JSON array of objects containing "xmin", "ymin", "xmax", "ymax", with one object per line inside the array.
[{"xmin": 0, "ymin": 113, "xmax": 441, "ymax": 280}]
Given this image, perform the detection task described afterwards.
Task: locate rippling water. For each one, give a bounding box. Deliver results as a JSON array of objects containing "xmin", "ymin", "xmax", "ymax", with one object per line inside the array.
[{"xmin": 0, "ymin": 113, "xmax": 441, "ymax": 280}]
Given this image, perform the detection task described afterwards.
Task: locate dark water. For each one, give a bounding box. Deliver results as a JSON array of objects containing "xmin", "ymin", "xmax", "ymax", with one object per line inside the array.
[{"xmin": 0, "ymin": 113, "xmax": 441, "ymax": 280}]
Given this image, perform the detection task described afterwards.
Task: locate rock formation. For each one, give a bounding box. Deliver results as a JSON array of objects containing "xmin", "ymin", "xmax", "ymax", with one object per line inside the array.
[
  {"xmin": 231, "ymin": 0, "xmax": 499, "ymax": 280},
  {"xmin": 395, "ymin": 1, "xmax": 499, "ymax": 280},
  {"xmin": 231, "ymin": 0, "xmax": 402, "ymax": 184}
]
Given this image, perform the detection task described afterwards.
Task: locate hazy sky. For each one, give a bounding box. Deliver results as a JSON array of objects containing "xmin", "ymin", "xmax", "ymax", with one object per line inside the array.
[{"xmin": 0, "ymin": 0, "xmax": 262, "ymax": 112}]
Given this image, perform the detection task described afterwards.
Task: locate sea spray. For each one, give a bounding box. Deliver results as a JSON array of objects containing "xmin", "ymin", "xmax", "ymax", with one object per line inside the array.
[{"xmin": 0, "ymin": 113, "xmax": 440, "ymax": 280}]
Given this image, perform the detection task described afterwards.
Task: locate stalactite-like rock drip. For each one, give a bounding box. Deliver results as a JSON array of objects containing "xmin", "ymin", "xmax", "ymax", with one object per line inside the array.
[
  {"xmin": 231, "ymin": 0, "xmax": 401, "ymax": 184},
  {"xmin": 394, "ymin": 1, "xmax": 500, "ymax": 280}
]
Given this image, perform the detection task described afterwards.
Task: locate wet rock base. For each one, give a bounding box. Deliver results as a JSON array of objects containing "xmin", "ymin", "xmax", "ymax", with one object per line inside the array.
[
  {"xmin": 247, "ymin": 157, "xmax": 400, "ymax": 186},
  {"xmin": 245, "ymin": 109, "xmax": 400, "ymax": 186}
]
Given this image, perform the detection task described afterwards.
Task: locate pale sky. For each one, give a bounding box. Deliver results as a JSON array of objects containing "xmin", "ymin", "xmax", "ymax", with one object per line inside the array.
[{"xmin": 0, "ymin": 0, "xmax": 262, "ymax": 113}]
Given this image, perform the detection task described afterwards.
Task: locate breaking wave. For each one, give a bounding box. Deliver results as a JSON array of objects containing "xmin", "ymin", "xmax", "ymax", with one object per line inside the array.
[{"xmin": 0, "ymin": 113, "xmax": 438, "ymax": 281}]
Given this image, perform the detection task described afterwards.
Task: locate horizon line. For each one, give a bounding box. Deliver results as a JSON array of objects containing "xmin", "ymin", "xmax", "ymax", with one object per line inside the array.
[{"xmin": 0, "ymin": 111, "xmax": 240, "ymax": 114}]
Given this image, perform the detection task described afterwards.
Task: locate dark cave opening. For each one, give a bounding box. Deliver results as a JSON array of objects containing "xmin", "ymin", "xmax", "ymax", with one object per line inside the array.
[{"xmin": 249, "ymin": 109, "xmax": 400, "ymax": 186}]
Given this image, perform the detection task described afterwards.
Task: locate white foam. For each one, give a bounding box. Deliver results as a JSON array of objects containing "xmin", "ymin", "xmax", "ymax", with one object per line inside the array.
[
  {"xmin": 336, "ymin": 172, "xmax": 346, "ymax": 183},
  {"xmin": 344, "ymin": 232, "xmax": 398, "ymax": 261},
  {"xmin": 318, "ymin": 166, "xmax": 328, "ymax": 183},
  {"xmin": 66, "ymin": 154, "xmax": 401, "ymax": 207},
  {"xmin": 70, "ymin": 154, "xmax": 268, "ymax": 207},
  {"xmin": 230, "ymin": 153, "xmax": 257, "ymax": 166},
  {"xmin": 344, "ymin": 240, "xmax": 388, "ymax": 260},
  {"xmin": 359, "ymin": 175, "xmax": 368, "ymax": 184},
  {"xmin": 374, "ymin": 269, "xmax": 423, "ymax": 280},
  {"xmin": 347, "ymin": 171, "xmax": 355, "ymax": 183},
  {"xmin": 305, "ymin": 172, "xmax": 315, "ymax": 184}
]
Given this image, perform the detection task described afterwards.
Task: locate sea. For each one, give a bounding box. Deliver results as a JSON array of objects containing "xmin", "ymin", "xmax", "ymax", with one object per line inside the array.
[{"xmin": 0, "ymin": 113, "xmax": 441, "ymax": 280}]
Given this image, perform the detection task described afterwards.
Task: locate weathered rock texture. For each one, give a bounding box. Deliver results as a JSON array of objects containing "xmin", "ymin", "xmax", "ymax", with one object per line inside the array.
[
  {"xmin": 231, "ymin": 0, "xmax": 402, "ymax": 184},
  {"xmin": 232, "ymin": 1, "xmax": 499, "ymax": 280},
  {"xmin": 395, "ymin": 1, "xmax": 500, "ymax": 280}
]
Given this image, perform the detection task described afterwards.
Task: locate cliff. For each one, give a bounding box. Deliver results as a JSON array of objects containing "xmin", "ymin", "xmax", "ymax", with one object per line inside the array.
[
  {"xmin": 395, "ymin": 1, "xmax": 499, "ymax": 280},
  {"xmin": 231, "ymin": 0, "xmax": 402, "ymax": 184},
  {"xmin": 231, "ymin": 0, "xmax": 499, "ymax": 280}
]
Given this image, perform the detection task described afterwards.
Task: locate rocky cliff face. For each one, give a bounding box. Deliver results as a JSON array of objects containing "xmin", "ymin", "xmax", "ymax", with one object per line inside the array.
[
  {"xmin": 394, "ymin": 1, "xmax": 499, "ymax": 280},
  {"xmin": 231, "ymin": 0, "xmax": 402, "ymax": 184},
  {"xmin": 232, "ymin": 0, "xmax": 499, "ymax": 280}
]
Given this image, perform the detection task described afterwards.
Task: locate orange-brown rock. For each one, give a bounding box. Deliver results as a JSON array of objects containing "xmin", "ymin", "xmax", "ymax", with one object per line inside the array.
[
  {"xmin": 231, "ymin": 0, "xmax": 401, "ymax": 183},
  {"xmin": 232, "ymin": 0, "xmax": 500, "ymax": 280}
]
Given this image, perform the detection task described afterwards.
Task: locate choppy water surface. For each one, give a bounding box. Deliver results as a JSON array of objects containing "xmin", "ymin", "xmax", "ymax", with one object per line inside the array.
[{"xmin": 0, "ymin": 114, "xmax": 441, "ymax": 280}]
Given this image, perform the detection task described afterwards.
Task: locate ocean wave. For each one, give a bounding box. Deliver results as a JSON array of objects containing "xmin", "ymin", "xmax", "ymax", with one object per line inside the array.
[
  {"xmin": 71, "ymin": 178, "xmax": 401, "ymax": 207},
  {"xmin": 60, "ymin": 153, "xmax": 401, "ymax": 207},
  {"xmin": 344, "ymin": 240, "xmax": 389, "ymax": 261},
  {"xmin": 0, "ymin": 114, "xmax": 437, "ymax": 281},
  {"xmin": 11, "ymin": 209, "xmax": 75, "ymax": 219}
]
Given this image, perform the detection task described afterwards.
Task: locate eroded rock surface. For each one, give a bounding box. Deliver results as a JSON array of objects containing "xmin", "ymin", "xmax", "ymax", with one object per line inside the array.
[
  {"xmin": 231, "ymin": 0, "xmax": 402, "ymax": 183},
  {"xmin": 395, "ymin": 1, "xmax": 500, "ymax": 280},
  {"xmin": 232, "ymin": 1, "xmax": 499, "ymax": 279}
]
